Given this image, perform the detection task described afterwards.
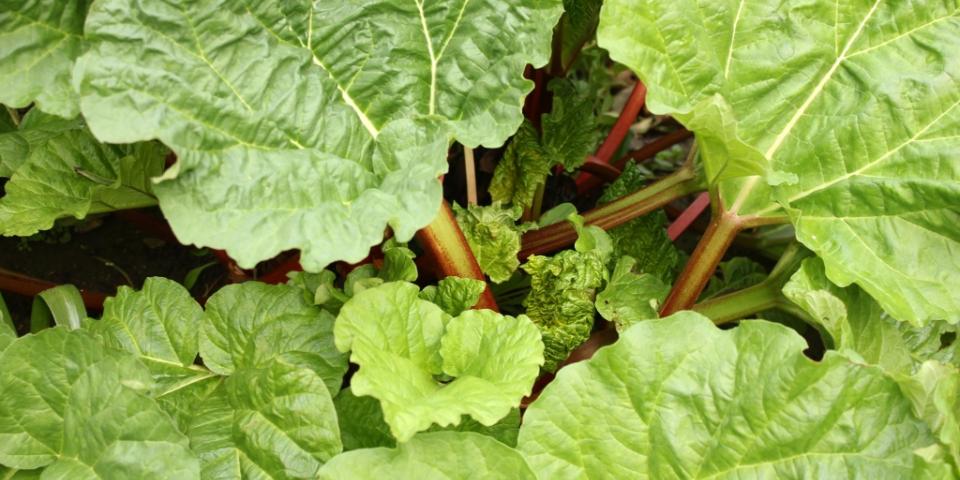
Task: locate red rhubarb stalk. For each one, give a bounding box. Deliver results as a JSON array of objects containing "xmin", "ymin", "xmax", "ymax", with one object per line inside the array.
[
  {"xmin": 0, "ymin": 268, "xmax": 107, "ymax": 310},
  {"xmin": 575, "ymin": 82, "xmax": 647, "ymax": 193},
  {"xmin": 667, "ymin": 192, "xmax": 711, "ymax": 241},
  {"xmin": 415, "ymin": 201, "xmax": 498, "ymax": 311}
]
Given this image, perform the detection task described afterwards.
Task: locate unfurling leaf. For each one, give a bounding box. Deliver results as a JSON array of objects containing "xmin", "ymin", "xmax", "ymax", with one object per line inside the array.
[
  {"xmin": 454, "ymin": 202, "xmax": 526, "ymax": 283},
  {"xmin": 334, "ymin": 282, "xmax": 543, "ymax": 442}
]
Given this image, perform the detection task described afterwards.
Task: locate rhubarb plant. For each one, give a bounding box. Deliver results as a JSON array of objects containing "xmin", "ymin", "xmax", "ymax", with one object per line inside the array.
[{"xmin": 1, "ymin": 0, "xmax": 959, "ymax": 479}]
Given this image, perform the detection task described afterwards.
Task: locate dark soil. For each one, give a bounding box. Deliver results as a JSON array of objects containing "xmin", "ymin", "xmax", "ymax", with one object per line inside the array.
[{"xmin": 0, "ymin": 209, "xmax": 228, "ymax": 330}]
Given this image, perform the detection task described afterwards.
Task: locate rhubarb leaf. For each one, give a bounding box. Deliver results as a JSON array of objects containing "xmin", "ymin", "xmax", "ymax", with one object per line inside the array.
[
  {"xmin": 335, "ymin": 387, "xmax": 522, "ymax": 451},
  {"xmin": 897, "ymin": 362, "xmax": 960, "ymax": 472},
  {"xmin": 598, "ymin": 160, "xmax": 684, "ymax": 283},
  {"xmin": 94, "ymin": 277, "xmax": 201, "ymax": 369},
  {"xmin": 518, "ymin": 311, "xmax": 945, "ymax": 479},
  {"xmin": 334, "ymin": 387, "xmax": 396, "ymax": 451},
  {"xmin": 419, "ymin": 277, "xmax": 486, "ymax": 317},
  {"xmin": 599, "ymin": 0, "xmax": 960, "ymax": 325},
  {"xmin": 596, "ymin": 256, "xmax": 670, "ymax": 332},
  {"xmin": 557, "ymin": 0, "xmax": 604, "ymax": 73},
  {"xmin": 76, "ymin": 0, "xmax": 563, "ymax": 271},
  {"xmin": 0, "ymin": 328, "xmax": 200, "ymax": 477},
  {"xmin": 334, "ymin": 282, "xmax": 543, "ymax": 442},
  {"xmin": 453, "ymin": 202, "xmax": 525, "ymax": 283},
  {"xmin": 378, "ymin": 240, "xmax": 418, "ymax": 283},
  {"xmin": 185, "ymin": 360, "xmax": 342, "ymax": 480},
  {"xmin": 317, "ymin": 432, "xmax": 537, "ymax": 480},
  {"xmin": 783, "ymin": 258, "xmax": 959, "ymax": 374},
  {"xmin": 200, "ymin": 282, "xmax": 348, "ymax": 396},
  {"xmin": 0, "ymin": 1, "xmax": 88, "ymax": 118},
  {"xmin": 700, "ymin": 256, "xmax": 768, "ymax": 300},
  {"xmin": 542, "ymin": 79, "xmax": 597, "ymax": 171},
  {"xmin": 489, "ymin": 122, "xmax": 552, "ymax": 209},
  {"xmin": 522, "ymin": 218, "xmax": 610, "ymax": 371},
  {"xmin": 0, "ymin": 111, "xmax": 165, "ymax": 236}
]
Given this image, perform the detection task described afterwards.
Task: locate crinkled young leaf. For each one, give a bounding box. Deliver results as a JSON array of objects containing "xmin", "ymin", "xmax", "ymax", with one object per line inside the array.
[
  {"xmin": 0, "ymin": 1, "xmax": 88, "ymax": 118},
  {"xmin": 317, "ymin": 432, "xmax": 536, "ymax": 480},
  {"xmin": 419, "ymin": 276, "xmax": 486, "ymax": 317},
  {"xmin": 784, "ymin": 258, "xmax": 959, "ymax": 374},
  {"xmin": 489, "ymin": 122, "xmax": 552, "ymax": 209},
  {"xmin": 378, "ymin": 240, "xmax": 418, "ymax": 283},
  {"xmin": 599, "ymin": 0, "xmax": 960, "ymax": 325},
  {"xmin": 200, "ymin": 282, "xmax": 347, "ymax": 396},
  {"xmin": 334, "ymin": 282, "xmax": 543, "ymax": 441},
  {"xmin": 522, "ymin": 221, "xmax": 609, "ymax": 371},
  {"xmin": 598, "ymin": 160, "xmax": 684, "ymax": 283},
  {"xmin": 185, "ymin": 360, "xmax": 342, "ymax": 480},
  {"xmin": 453, "ymin": 202, "xmax": 525, "ymax": 283},
  {"xmin": 518, "ymin": 312, "xmax": 944, "ymax": 479},
  {"xmin": 541, "ymin": 79, "xmax": 597, "ymax": 171},
  {"xmin": 0, "ymin": 328, "xmax": 200, "ymax": 477},
  {"xmin": 0, "ymin": 111, "xmax": 165, "ymax": 236},
  {"xmin": 596, "ymin": 256, "xmax": 670, "ymax": 332},
  {"xmin": 75, "ymin": 0, "xmax": 563, "ymax": 271}
]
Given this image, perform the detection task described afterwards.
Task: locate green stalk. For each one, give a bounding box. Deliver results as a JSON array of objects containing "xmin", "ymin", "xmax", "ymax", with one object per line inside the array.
[
  {"xmin": 415, "ymin": 200, "xmax": 498, "ymax": 311},
  {"xmin": 690, "ymin": 242, "xmax": 810, "ymax": 324},
  {"xmin": 520, "ymin": 161, "xmax": 704, "ymax": 258}
]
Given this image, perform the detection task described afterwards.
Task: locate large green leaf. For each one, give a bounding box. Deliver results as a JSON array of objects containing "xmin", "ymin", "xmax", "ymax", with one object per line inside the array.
[
  {"xmin": 75, "ymin": 0, "xmax": 563, "ymax": 271},
  {"xmin": 599, "ymin": 0, "xmax": 960, "ymax": 325},
  {"xmin": 185, "ymin": 360, "xmax": 342, "ymax": 480},
  {"xmin": 0, "ymin": 328, "xmax": 199, "ymax": 477},
  {"xmin": 317, "ymin": 432, "xmax": 536, "ymax": 480},
  {"xmin": 0, "ymin": 1, "xmax": 88, "ymax": 118},
  {"xmin": 334, "ymin": 282, "xmax": 543, "ymax": 442},
  {"xmin": 200, "ymin": 282, "xmax": 347, "ymax": 396},
  {"xmin": 784, "ymin": 258, "xmax": 959, "ymax": 375},
  {"xmin": 518, "ymin": 312, "xmax": 944, "ymax": 479},
  {"xmin": 0, "ymin": 110, "xmax": 165, "ymax": 236}
]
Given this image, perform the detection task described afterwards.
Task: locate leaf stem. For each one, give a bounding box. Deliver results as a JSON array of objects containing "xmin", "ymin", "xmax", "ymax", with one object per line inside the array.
[
  {"xmin": 691, "ymin": 243, "xmax": 811, "ymax": 324},
  {"xmin": 575, "ymin": 81, "xmax": 647, "ymax": 193},
  {"xmin": 463, "ymin": 146, "xmax": 477, "ymax": 206},
  {"xmin": 415, "ymin": 200, "xmax": 498, "ymax": 311},
  {"xmin": 659, "ymin": 212, "xmax": 743, "ymax": 316},
  {"xmin": 661, "ymin": 207, "xmax": 795, "ymax": 317},
  {"xmin": 520, "ymin": 161, "xmax": 704, "ymax": 258}
]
